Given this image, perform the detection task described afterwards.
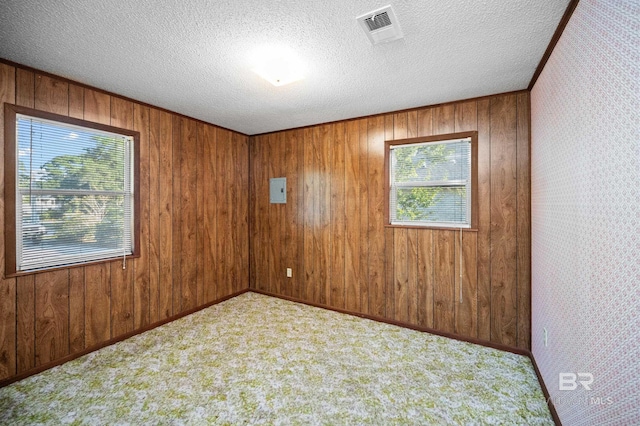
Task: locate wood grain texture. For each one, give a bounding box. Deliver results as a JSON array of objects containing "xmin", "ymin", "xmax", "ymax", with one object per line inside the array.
[
  {"xmin": 490, "ymin": 94, "xmax": 518, "ymax": 347},
  {"xmin": 202, "ymin": 124, "xmax": 217, "ymax": 303},
  {"xmin": 34, "ymin": 270, "xmax": 69, "ymax": 366},
  {"xmin": 393, "ymin": 229, "xmax": 409, "ymax": 322},
  {"xmin": 195, "ymin": 124, "xmax": 205, "ymax": 303},
  {"xmin": 34, "ymin": 74, "xmax": 68, "ymax": 114},
  {"xmin": 248, "ymin": 91, "xmax": 530, "ymax": 349},
  {"xmin": 158, "ymin": 111, "xmax": 173, "ymax": 319},
  {"xmin": 358, "ymin": 119, "xmax": 369, "ymax": 314},
  {"xmin": 171, "ymin": 116, "xmax": 182, "ymax": 314},
  {"xmin": 476, "ymin": 99, "xmax": 492, "ymax": 341},
  {"xmin": 68, "ymin": 268, "xmax": 85, "ymax": 353},
  {"xmin": 16, "ymin": 275, "xmax": 35, "ymax": 373},
  {"xmin": 367, "ymin": 116, "xmax": 386, "ymax": 317},
  {"xmin": 84, "ymin": 89, "xmax": 110, "ymax": 124},
  {"xmin": 417, "ymin": 229, "xmax": 434, "ymax": 328},
  {"xmin": 434, "ymin": 230, "xmax": 455, "ymax": 333},
  {"xmin": 516, "ymin": 92, "xmax": 531, "ymax": 349},
  {"xmin": 330, "ymin": 123, "xmax": 345, "ymax": 308},
  {"xmin": 180, "ymin": 118, "xmax": 198, "ymax": 311},
  {"xmin": 84, "ymin": 264, "xmax": 111, "ymax": 348},
  {"xmin": 15, "ymin": 68, "xmax": 34, "ymax": 108},
  {"xmin": 110, "ymin": 261, "xmax": 134, "ymax": 338},
  {"xmin": 148, "ymin": 109, "xmax": 161, "ymax": 322},
  {"xmin": 455, "ymin": 231, "xmax": 478, "ymax": 338},
  {"xmin": 433, "ymin": 104, "xmax": 455, "ymax": 134},
  {"xmin": 344, "ymin": 120, "xmax": 361, "ymax": 312},
  {"xmin": 134, "ymin": 104, "xmax": 151, "ymax": 328},
  {"xmin": 68, "ymin": 84, "xmax": 84, "ymax": 119},
  {"xmin": 0, "ymin": 63, "xmax": 16, "ymax": 380},
  {"xmin": 0, "ymin": 66, "xmax": 250, "ymax": 383}
]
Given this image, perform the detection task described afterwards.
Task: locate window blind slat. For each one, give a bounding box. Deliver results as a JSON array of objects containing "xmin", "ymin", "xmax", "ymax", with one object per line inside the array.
[
  {"xmin": 390, "ymin": 138, "xmax": 471, "ymax": 227},
  {"xmin": 16, "ymin": 114, "xmax": 134, "ymax": 272}
]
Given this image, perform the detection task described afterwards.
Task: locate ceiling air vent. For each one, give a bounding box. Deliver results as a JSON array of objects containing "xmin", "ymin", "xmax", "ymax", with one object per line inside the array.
[{"xmin": 357, "ymin": 5, "xmax": 403, "ymax": 45}]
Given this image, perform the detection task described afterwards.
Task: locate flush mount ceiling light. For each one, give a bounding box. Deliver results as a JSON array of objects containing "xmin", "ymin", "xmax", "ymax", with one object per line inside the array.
[{"xmin": 251, "ymin": 47, "xmax": 305, "ymax": 87}]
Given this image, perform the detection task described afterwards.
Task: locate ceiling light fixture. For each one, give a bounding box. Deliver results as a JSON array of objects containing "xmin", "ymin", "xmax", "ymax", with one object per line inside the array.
[{"xmin": 251, "ymin": 47, "xmax": 305, "ymax": 87}]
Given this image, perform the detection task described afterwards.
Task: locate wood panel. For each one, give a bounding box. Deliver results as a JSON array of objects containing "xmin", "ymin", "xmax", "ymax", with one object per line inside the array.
[
  {"xmin": 202, "ymin": 124, "xmax": 217, "ymax": 303},
  {"xmin": 158, "ymin": 111, "xmax": 174, "ymax": 319},
  {"xmin": 330, "ymin": 123, "xmax": 345, "ymax": 308},
  {"xmin": 134, "ymin": 104, "xmax": 151, "ymax": 328},
  {"xmin": 490, "ymin": 94, "xmax": 518, "ymax": 347},
  {"xmin": 84, "ymin": 89, "xmax": 110, "ymax": 124},
  {"xmin": 0, "ymin": 64, "xmax": 250, "ymax": 384},
  {"xmin": 15, "ymin": 68, "xmax": 34, "ymax": 108},
  {"xmin": 434, "ymin": 231, "xmax": 455, "ymax": 333},
  {"xmin": 16, "ymin": 275, "xmax": 35, "ymax": 373},
  {"xmin": 476, "ymin": 99, "xmax": 492, "ymax": 341},
  {"xmin": 171, "ymin": 116, "xmax": 182, "ymax": 314},
  {"xmin": 516, "ymin": 92, "xmax": 531, "ymax": 349},
  {"xmin": 367, "ymin": 116, "xmax": 386, "ymax": 317},
  {"xmin": 110, "ymin": 263, "xmax": 133, "ymax": 337},
  {"xmin": 84, "ymin": 264, "xmax": 111, "ymax": 348},
  {"xmin": 148, "ymin": 109, "xmax": 161, "ymax": 322},
  {"xmin": 0, "ymin": 63, "xmax": 16, "ymax": 380},
  {"xmin": 180, "ymin": 118, "xmax": 198, "ymax": 311},
  {"xmin": 34, "ymin": 270, "xmax": 69, "ymax": 365},
  {"xmin": 249, "ymin": 91, "xmax": 531, "ymax": 349},
  {"xmin": 455, "ymin": 231, "xmax": 478, "ymax": 338},
  {"xmin": 34, "ymin": 75, "xmax": 68, "ymax": 114},
  {"xmin": 344, "ymin": 120, "xmax": 361, "ymax": 312},
  {"xmin": 417, "ymin": 230, "xmax": 434, "ymax": 328},
  {"xmin": 68, "ymin": 84, "xmax": 84, "ymax": 119},
  {"xmin": 195, "ymin": 124, "xmax": 205, "ymax": 303},
  {"xmin": 69, "ymin": 268, "xmax": 85, "ymax": 353}
]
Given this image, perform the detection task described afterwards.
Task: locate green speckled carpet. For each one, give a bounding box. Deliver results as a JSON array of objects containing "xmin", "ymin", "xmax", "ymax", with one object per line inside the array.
[{"xmin": 0, "ymin": 292, "xmax": 553, "ymax": 425}]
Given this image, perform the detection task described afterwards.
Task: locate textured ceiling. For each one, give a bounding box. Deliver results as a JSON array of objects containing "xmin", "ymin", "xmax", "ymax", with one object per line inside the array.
[{"xmin": 0, "ymin": 0, "xmax": 569, "ymax": 135}]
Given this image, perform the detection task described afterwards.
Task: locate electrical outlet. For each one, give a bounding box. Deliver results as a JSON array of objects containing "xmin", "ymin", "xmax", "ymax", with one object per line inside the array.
[
  {"xmin": 286, "ymin": 268, "xmax": 292, "ymax": 278},
  {"xmin": 543, "ymin": 328, "xmax": 548, "ymax": 347}
]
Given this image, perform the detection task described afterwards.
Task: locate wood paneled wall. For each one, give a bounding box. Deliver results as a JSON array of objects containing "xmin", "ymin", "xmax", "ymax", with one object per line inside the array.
[
  {"xmin": 249, "ymin": 92, "xmax": 531, "ymax": 349},
  {"xmin": 0, "ymin": 63, "xmax": 249, "ymax": 381}
]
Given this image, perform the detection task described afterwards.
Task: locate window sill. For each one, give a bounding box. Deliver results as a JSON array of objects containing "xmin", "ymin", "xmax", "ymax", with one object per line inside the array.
[
  {"xmin": 384, "ymin": 224, "xmax": 478, "ymax": 232},
  {"xmin": 5, "ymin": 252, "xmax": 141, "ymax": 279}
]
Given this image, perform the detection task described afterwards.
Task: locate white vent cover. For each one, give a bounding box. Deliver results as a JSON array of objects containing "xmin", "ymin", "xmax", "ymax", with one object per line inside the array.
[{"xmin": 356, "ymin": 5, "xmax": 404, "ymax": 45}]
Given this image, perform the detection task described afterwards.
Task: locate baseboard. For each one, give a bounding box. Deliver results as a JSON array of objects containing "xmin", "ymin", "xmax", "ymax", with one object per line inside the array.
[{"xmin": 0, "ymin": 288, "xmax": 250, "ymax": 388}]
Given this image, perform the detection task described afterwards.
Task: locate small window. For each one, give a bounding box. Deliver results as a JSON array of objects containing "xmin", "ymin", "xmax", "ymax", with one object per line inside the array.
[
  {"xmin": 385, "ymin": 132, "xmax": 477, "ymax": 229},
  {"xmin": 4, "ymin": 104, "xmax": 139, "ymax": 274}
]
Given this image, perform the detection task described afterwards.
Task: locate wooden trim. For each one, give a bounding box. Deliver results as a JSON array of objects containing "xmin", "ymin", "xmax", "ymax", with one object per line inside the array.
[
  {"xmin": 528, "ymin": 0, "xmax": 580, "ymax": 90},
  {"xmin": 384, "ymin": 224, "xmax": 478, "ymax": 232},
  {"xmin": 249, "ymin": 289, "xmax": 529, "ymax": 356},
  {"xmin": 0, "ymin": 58, "xmax": 249, "ymax": 137},
  {"xmin": 253, "ymin": 90, "xmax": 529, "ymax": 137},
  {"xmin": 3, "ymin": 103, "xmax": 141, "ymax": 277},
  {"xmin": 529, "ymin": 350, "xmax": 562, "ymax": 426},
  {"xmin": 0, "ymin": 288, "xmax": 250, "ymax": 388},
  {"xmin": 4, "ymin": 104, "xmax": 18, "ymax": 277},
  {"xmin": 383, "ymin": 131, "xmax": 478, "ymax": 230}
]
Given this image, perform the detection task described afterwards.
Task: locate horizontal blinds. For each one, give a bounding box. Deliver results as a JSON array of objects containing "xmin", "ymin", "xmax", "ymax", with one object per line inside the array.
[
  {"xmin": 16, "ymin": 114, "xmax": 134, "ymax": 271},
  {"xmin": 390, "ymin": 138, "xmax": 471, "ymax": 227}
]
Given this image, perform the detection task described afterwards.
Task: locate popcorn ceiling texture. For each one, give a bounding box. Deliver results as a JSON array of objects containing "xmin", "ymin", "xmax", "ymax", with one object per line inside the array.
[
  {"xmin": 531, "ymin": 1, "xmax": 639, "ymax": 424},
  {"xmin": 0, "ymin": 0, "xmax": 568, "ymax": 134}
]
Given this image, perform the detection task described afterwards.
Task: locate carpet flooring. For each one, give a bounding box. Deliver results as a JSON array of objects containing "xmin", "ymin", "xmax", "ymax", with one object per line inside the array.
[{"xmin": 0, "ymin": 292, "xmax": 553, "ymax": 425}]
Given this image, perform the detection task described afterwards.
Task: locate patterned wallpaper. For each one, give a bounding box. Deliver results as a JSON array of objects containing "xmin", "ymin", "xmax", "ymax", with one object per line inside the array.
[{"xmin": 531, "ymin": 1, "xmax": 639, "ymax": 425}]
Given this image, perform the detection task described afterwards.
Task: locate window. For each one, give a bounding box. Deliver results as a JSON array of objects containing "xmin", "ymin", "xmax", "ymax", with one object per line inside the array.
[
  {"xmin": 4, "ymin": 104, "xmax": 139, "ymax": 274},
  {"xmin": 385, "ymin": 132, "xmax": 477, "ymax": 229}
]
